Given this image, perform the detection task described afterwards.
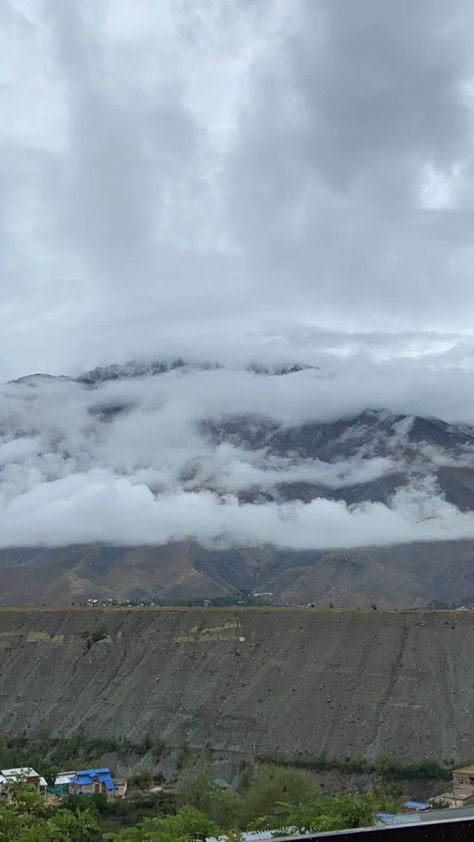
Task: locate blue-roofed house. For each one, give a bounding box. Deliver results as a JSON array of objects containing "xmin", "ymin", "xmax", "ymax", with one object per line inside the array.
[
  {"xmin": 376, "ymin": 811, "xmax": 395, "ymax": 822},
  {"xmin": 68, "ymin": 768, "xmax": 115, "ymax": 800},
  {"xmin": 402, "ymin": 800, "xmax": 430, "ymax": 812}
]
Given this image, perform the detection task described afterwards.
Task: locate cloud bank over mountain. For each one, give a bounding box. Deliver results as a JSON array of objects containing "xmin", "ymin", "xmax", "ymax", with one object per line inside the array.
[{"xmin": 2, "ymin": 356, "xmax": 474, "ymax": 549}]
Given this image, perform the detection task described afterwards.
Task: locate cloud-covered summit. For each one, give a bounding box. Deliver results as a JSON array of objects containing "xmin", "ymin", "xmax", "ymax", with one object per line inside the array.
[{"xmin": 3, "ymin": 355, "xmax": 474, "ymax": 550}]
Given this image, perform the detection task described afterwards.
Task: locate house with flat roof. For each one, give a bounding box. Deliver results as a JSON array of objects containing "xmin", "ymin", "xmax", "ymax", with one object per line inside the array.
[
  {"xmin": 437, "ymin": 765, "xmax": 474, "ymax": 807},
  {"xmin": 53, "ymin": 771, "xmax": 76, "ymax": 796},
  {"xmin": 0, "ymin": 768, "xmax": 47, "ymax": 802}
]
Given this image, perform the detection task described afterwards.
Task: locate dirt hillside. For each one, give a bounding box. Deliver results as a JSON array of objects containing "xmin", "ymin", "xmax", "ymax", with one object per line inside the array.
[
  {"xmin": 0, "ymin": 607, "xmax": 472, "ymax": 763},
  {"xmin": 2, "ymin": 540, "xmax": 474, "ymax": 607}
]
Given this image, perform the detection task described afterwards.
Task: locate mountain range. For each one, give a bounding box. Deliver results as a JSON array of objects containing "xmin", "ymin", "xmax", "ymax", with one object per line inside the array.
[{"xmin": 2, "ymin": 358, "xmax": 474, "ymax": 606}]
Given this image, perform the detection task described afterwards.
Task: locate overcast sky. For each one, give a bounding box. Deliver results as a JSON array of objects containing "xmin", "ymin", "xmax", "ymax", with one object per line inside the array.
[{"xmin": 1, "ymin": 0, "xmax": 474, "ymax": 380}]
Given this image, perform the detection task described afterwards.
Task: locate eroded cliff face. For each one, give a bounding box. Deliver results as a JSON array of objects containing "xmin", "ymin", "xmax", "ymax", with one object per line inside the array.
[{"xmin": 0, "ymin": 607, "xmax": 472, "ymax": 762}]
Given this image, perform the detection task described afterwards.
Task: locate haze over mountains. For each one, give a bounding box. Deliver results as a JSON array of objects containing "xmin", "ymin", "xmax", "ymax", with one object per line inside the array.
[{"xmin": 1, "ymin": 357, "xmax": 474, "ymax": 605}]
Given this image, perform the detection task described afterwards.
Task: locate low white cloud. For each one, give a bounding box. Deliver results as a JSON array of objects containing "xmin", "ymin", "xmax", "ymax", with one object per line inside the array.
[
  {"xmin": 0, "ymin": 356, "xmax": 474, "ymax": 548},
  {"xmin": 0, "ymin": 470, "xmax": 474, "ymax": 550}
]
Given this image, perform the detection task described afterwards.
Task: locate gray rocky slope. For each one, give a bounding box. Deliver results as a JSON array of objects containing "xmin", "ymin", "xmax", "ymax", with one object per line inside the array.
[{"xmin": 0, "ymin": 606, "xmax": 473, "ymax": 763}]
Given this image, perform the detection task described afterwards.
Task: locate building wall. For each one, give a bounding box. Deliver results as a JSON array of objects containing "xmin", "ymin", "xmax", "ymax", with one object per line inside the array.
[
  {"xmin": 70, "ymin": 780, "xmax": 110, "ymax": 796},
  {"xmin": 71, "ymin": 782, "xmax": 95, "ymax": 795},
  {"xmin": 454, "ymin": 773, "xmax": 474, "ymax": 787}
]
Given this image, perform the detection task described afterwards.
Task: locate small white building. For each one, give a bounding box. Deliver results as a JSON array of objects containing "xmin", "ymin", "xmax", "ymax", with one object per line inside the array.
[
  {"xmin": 0, "ymin": 768, "xmax": 47, "ymax": 802},
  {"xmin": 437, "ymin": 765, "xmax": 474, "ymax": 807},
  {"xmin": 54, "ymin": 771, "xmax": 76, "ymax": 795}
]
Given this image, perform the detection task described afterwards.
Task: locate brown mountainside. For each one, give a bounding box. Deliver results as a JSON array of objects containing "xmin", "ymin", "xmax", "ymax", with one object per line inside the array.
[{"xmin": 1, "ymin": 539, "xmax": 474, "ymax": 607}]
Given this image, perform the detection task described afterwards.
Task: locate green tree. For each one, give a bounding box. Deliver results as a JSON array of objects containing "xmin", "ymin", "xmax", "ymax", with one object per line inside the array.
[
  {"xmin": 47, "ymin": 807, "xmax": 101, "ymax": 841},
  {"xmin": 105, "ymin": 805, "xmax": 220, "ymax": 841},
  {"xmin": 176, "ymin": 753, "xmax": 215, "ymax": 815},
  {"xmin": 7, "ymin": 781, "xmax": 48, "ymax": 816},
  {"xmin": 249, "ymin": 792, "xmax": 376, "ymax": 834},
  {"xmin": 176, "ymin": 752, "xmax": 241, "ymax": 829},
  {"xmin": 239, "ymin": 763, "xmax": 318, "ymax": 826},
  {"xmin": 0, "ymin": 787, "xmax": 99, "ymax": 842}
]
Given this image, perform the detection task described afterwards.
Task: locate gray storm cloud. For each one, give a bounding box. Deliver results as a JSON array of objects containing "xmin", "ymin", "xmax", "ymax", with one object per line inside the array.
[{"xmin": 1, "ymin": 1, "xmax": 474, "ymax": 378}]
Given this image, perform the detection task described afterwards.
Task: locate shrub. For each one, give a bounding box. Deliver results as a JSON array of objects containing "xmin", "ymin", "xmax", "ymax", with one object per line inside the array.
[{"xmin": 91, "ymin": 625, "xmax": 108, "ymax": 644}]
